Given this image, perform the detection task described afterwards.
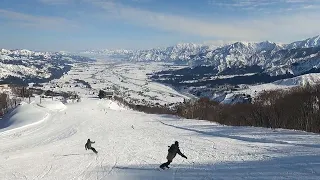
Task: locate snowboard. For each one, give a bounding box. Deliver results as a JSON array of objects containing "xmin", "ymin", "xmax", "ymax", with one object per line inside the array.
[{"xmin": 159, "ymin": 166, "xmax": 170, "ymax": 170}]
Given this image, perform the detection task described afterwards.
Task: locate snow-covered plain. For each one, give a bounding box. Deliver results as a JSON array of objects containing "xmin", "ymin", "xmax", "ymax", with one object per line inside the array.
[
  {"xmin": 1, "ymin": 97, "xmax": 320, "ymax": 179},
  {"xmin": 41, "ymin": 61, "xmax": 190, "ymax": 106}
]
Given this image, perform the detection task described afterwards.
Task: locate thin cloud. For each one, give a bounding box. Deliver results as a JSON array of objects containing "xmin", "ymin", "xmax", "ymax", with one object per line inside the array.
[
  {"xmin": 130, "ymin": 0, "xmax": 154, "ymax": 3},
  {"xmin": 88, "ymin": 0, "xmax": 320, "ymax": 43},
  {"xmin": 302, "ymin": 4, "xmax": 320, "ymax": 9},
  {"xmin": 284, "ymin": 0, "xmax": 317, "ymax": 3},
  {"xmin": 0, "ymin": 9, "xmax": 77, "ymax": 30},
  {"xmin": 91, "ymin": 1, "xmax": 262, "ymax": 38},
  {"xmin": 21, "ymin": 0, "xmax": 320, "ymax": 46},
  {"xmin": 208, "ymin": 0, "xmax": 277, "ymax": 7},
  {"xmin": 208, "ymin": 0, "xmax": 320, "ymax": 11},
  {"xmin": 38, "ymin": 0, "xmax": 74, "ymax": 5}
]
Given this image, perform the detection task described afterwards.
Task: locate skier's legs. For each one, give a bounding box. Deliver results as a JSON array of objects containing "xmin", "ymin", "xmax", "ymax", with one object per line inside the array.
[
  {"xmin": 160, "ymin": 152, "xmax": 174, "ymax": 169},
  {"xmin": 165, "ymin": 160, "xmax": 172, "ymax": 168},
  {"xmin": 89, "ymin": 147, "xmax": 98, "ymax": 153},
  {"xmin": 160, "ymin": 160, "xmax": 172, "ymax": 169}
]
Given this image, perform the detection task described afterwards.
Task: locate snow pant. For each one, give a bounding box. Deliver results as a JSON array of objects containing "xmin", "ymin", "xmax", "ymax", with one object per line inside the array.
[
  {"xmin": 167, "ymin": 153, "xmax": 176, "ymax": 161},
  {"xmin": 160, "ymin": 152, "xmax": 176, "ymax": 168}
]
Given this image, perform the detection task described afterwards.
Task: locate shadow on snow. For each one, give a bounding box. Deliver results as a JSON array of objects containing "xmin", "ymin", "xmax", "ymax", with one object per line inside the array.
[
  {"xmin": 157, "ymin": 120, "xmax": 320, "ymax": 149},
  {"xmin": 97, "ymin": 155, "xmax": 320, "ymax": 180}
]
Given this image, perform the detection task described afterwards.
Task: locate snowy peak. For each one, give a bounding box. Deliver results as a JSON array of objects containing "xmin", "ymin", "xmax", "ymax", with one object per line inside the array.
[
  {"xmin": 0, "ymin": 48, "xmax": 94, "ymax": 61},
  {"xmin": 80, "ymin": 35, "xmax": 320, "ymax": 63},
  {"xmin": 286, "ymin": 35, "xmax": 320, "ymax": 49},
  {"xmin": 0, "ymin": 48, "xmax": 55, "ymax": 59},
  {"xmin": 80, "ymin": 43, "xmax": 214, "ymax": 61},
  {"xmin": 253, "ymin": 41, "xmax": 282, "ymax": 52},
  {"xmin": 174, "ymin": 43, "xmax": 201, "ymax": 49},
  {"xmin": 126, "ymin": 43, "xmax": 211, "ymax": 62},
  {"xmin": 216, "ymin": 41, "xmax": 280, "ymax": 53},
  {"xmin": 81, "ymin": 49, "xmax": 134, "ymax": 56},
  {"xmin": 80, "ymin": 40, "xmax": 283, "ymax": 64}
]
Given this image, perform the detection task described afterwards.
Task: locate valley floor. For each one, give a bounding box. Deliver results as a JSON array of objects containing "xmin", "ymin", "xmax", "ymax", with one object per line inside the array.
[{"xmin": 1, "ymin": 98, "xmax": 320, "ymax": 180}]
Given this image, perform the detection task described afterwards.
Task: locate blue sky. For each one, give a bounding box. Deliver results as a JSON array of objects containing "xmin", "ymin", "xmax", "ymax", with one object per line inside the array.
[{"xmin": 0, "ymin": 0, "xmax": 320, "ymax": 51}]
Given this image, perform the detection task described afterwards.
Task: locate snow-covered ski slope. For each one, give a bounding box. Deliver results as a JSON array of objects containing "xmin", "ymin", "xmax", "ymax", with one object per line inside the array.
[{"xmin": 1, "ymin": 97, "xmax": 320, "ymax": 180}]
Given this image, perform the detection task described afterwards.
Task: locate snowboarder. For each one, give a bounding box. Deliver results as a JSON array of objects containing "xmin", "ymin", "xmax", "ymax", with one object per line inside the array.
[
  {"xmin": 160, "ymin": 141, "xmax": 187, "ymax": 169},
  {"xmin": 85, "ymin": 139, "xmax": 98, "ymax": 154}
]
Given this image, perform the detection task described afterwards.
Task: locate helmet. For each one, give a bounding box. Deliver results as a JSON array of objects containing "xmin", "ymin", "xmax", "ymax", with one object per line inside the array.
[{"xmin": 175, "ymin": 141, "xmax": 179, "ymax": 145}]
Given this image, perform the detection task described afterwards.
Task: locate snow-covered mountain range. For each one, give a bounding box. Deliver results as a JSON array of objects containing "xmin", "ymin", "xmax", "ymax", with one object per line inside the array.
[
  {"xmin": 82, "ymin": 35, "xmax": 320, "ymax": 77},
  {"xmin": 1, "ymin": 35, "xmax": 320, "ymax": 92},
  {"xmin": 81, "ymin": 43, "xmax": 216, "ymax": 62},
  {"xmin": 0, "ymin": 49, "xmax": 94, "ymax": 85},
  {"xmin": 285, "ymin": 35, "xmax": 320, "ymax": 49},
  {"xmin": 193, "ymin": 35, "xmax": 320, "ymax": 76}
]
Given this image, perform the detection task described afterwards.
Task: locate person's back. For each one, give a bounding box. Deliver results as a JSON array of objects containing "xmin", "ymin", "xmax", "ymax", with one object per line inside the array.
[
  {"xmin": 167, "ymin": 143, "xmax": 179, "ymax": 160},
  {"xmin": 168, "ymin": 143, "xmax": 179, "ymax": 154}
]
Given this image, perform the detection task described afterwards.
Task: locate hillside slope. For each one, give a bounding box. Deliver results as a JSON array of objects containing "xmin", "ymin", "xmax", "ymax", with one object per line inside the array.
[{"xmin": 1, "ymin": 98, "xmax": 320, "ymax": 179}]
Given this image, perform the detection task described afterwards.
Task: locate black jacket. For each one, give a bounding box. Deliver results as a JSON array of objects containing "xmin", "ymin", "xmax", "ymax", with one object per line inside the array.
[
  {"xmin": 85, "ymin": 139, "xmax": 95, "ymax": 150},
  {"xmin": 168, "ymin": 144, "xmax": 187, "ymax": 159}
]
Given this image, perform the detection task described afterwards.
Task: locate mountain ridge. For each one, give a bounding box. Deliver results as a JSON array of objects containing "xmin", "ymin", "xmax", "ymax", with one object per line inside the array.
[
  {"xmin": 1, "ymin": 35, "xmax": 320, "ymax": 85},
  {"xmin": 0, "ymin": 49, "xmax": 95, "ymax": 85},
  {"xmin": 79, "ymin": 36, "xmax": 320, "ymax": 75}
]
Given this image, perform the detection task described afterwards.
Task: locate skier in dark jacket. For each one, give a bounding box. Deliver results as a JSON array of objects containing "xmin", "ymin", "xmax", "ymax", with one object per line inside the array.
[
  {"xmin": 85, "ymin": 139, "xmax": 98, "ymax": 154},
  {"xmin": 160, "ymin": 141, "xmax": 187, "ymax": 169}
]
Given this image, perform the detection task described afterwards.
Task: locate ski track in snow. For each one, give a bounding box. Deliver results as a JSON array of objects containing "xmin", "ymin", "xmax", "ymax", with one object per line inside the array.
[{"xmin": 1, "ymin": 98, "xmax": 320, "ymax": 179}]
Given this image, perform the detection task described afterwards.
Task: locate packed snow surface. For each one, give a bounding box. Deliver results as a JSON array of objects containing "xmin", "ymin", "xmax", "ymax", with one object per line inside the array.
[
  {"xmin": 1, "ymin": 98, "xmax": 320, "ymax": 179},
  {"xmin": 0, "ymin": 101, "xmax": 66, "ymax": 133},
  {"xmin": 37, "ymin": 101, "xmax": 67, "ymax": 111}
]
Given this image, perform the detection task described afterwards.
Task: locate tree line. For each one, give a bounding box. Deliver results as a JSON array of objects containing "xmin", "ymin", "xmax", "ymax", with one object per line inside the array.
[
  {"xmin": 0, "ymin": 85, "xmax": 23, "ymax": 117},
  {"xmin": 113, "ymin": 84, "xmax": 320, "ymax": 133}
]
